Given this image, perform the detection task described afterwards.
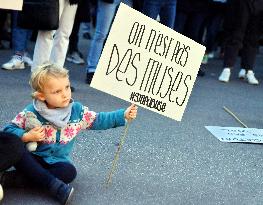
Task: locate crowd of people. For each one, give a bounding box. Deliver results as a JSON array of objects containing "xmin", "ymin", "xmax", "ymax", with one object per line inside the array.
[
  {"xmin": 0, "ymin": 0, "xmax": 263, "ymax": 204},
  {"xmin": 0, "ymin": 0, "xmax": 262, "ymax": 85}
]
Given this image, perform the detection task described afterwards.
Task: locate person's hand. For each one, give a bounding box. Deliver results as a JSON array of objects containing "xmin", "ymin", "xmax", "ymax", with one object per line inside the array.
[
  {"xmin": 125, "ymin": 104, "xmax": 138, "ymax": 122},
  {"xmin": 22, "ymin": 127, "xmax": 45, "ymax": 142}
]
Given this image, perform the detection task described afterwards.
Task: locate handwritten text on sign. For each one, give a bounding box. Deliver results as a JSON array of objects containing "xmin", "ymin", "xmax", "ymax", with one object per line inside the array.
[
  {"xmin": 91, "ymin": 3, "xmax": 206, "ymax": 121},
  {"xmin": 205, "ymin": 126, "xmax": 263, "ymax": 143},
  {"xmin": 0, "ymin": 0, "xmax": 23, "ymax": 10}
]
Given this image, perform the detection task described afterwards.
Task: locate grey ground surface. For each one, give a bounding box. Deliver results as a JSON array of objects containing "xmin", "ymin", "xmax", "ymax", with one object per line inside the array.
[{"xmin": 0, "ymin": 37, "xmax": 263, "ymax": 205}]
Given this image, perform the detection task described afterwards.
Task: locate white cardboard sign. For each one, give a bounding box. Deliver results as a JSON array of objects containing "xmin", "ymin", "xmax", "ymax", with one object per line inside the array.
[
  {"xmin": 205, "ymin": 126, "xmax": 263, "ymax": 143},
  {"xmin": 91, "ymin": 3, "xmax": 206, "ymax": 121},
  {"xmin": 0, "ymin": 0, "xmax": 23, "ymax": 10}
]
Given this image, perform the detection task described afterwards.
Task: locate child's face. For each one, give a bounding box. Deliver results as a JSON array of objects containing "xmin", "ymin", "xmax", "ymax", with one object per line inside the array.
[{"xmin": 37, "ymin": 76, "xmax": 72, "ymax": 109}]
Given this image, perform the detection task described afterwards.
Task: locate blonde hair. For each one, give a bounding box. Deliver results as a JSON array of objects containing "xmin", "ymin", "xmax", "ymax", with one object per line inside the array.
[{"xmin": 30, "ymin": 63, "xmax": 69, "ymax": 98}]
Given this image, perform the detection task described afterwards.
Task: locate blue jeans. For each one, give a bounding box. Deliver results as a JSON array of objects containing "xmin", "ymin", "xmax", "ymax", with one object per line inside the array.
[
  {"xmin": 86, "ymin": 0, "xmax": 132, "ymax": 73},
  {"xmin": 142, "ymin": 0, "xmax": 177, "ymax": 29},
  {"xmin": 12, "ymin": 11, "xmax": 31, "ymax": 54}
]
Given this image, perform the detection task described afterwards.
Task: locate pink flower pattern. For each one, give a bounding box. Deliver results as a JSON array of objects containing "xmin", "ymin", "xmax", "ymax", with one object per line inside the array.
[
  {"xmin": 15, "ymin": 113, "xmax": 23, "ymax": 122},
  {"xmin": 75, "ymin": 125, "xmax": 82, "ymax": 135},
  {"xmin": 64, "ymin": 127, "xmax": 74, "ymax": 139},
  {"xmin": 11, "ymin": 105, "xmax": 97, "ymax": 145},
  {"xmin": 45, "ymin": 128, "xmax": 53, "ymax": 137},
  {"xmin": 42, "ymin": 126, "xmax": 56, "ymax": 144},
  {"xmin": 82, "ymin": 107, "xmax": 96, "ymax": 129},
  {"xmin": 84, "ymin": 112, "xmax": 93, "ymax": 123},
  {"xmin": 12, "ymin": 112, "xmax": 26, "ymax": 129}
]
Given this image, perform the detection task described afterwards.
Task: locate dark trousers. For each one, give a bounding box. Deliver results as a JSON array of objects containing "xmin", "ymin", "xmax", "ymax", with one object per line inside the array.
[
  {"xmin": 14, "ymin": 150, "xmax": 77, "ymax": 189},
  {"xmin": 175, "ymin": 11, "xmax": 209, "ymax": 44},
  {"xmin": 0, "ymin": 9, "xmax": 8, "ymax": 41},
  {"xmin": 68, "ymin": 17, "xmax": 81, "ymax": 53},
  {"xmin": 223, "ymin": 0, "xmax": 263, "ymax": 69}
]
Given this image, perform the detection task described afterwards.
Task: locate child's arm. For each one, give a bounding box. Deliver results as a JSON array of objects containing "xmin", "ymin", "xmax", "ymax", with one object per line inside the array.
[
  {"xmin": 80, "ymin": 104, "xmax": 138, "ymax": 130},
  {"xmin": 3, "ymin": 111, "xmax": 27, "ymax": 138},
  {"xmin": 3, "ymin": 111, "xmax": 45, "ymax": 142},
  {"xmin": 91, "ymin": 109, "xmax": 126, "ymax": 130}
]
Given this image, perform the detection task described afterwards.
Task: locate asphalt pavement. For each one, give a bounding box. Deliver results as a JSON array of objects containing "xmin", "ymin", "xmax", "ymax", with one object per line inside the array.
[{"xmin": 0, "ymin": 38, "xmax": 263, "ymax": 205}]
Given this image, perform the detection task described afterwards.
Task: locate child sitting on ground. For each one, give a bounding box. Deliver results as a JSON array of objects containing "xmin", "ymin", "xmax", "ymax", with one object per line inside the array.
[{"xmin": 2, "ymin": 63, "xmax": 137, "ymax": 205}]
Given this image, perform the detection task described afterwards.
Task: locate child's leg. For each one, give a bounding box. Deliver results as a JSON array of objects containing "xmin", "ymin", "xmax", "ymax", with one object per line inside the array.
[
  {"xmin": 14, "ymin": 151, "xmax": 55, "ymax": 188},
  {"xmin": 13, "ymin": 151, "xmax": 74, "ymax": 204},
  {"xmin": 33, "ymin": 155, "xmax": 77, "ymax": 184},
  {"xmin": 47, "ymin": 162, "xmax": 77, "ymax": 184}
]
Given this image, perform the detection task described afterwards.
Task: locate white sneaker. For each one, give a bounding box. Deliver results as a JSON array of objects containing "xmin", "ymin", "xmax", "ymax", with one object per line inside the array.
[
  {"xmin": 238, "ymin": 69, "xmax": 246, "ymax": 79},
  {"xmin": 207, "ymin": 52, "xmax": 215, "ymax": 59},
  {"xmin": 0, "ymin": 184, "xmax": 3, "ymax": 201},
  {"xmin": 23, "ymin": 53, "xmax": 33, "ymax": 66},
  {"xmin": 2, "ymin": 55, "xmax": 25, "ymax": 70},
  {"xmin": 246, "ymin": 70, "xmax": 259, "ymax": 85},
  {"xmin": 218, "ymin": 68, "xmax": 231, "ymax": 82}
]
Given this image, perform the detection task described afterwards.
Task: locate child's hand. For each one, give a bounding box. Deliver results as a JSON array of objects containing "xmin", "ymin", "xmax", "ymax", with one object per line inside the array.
[
  {"xmin": 22, "ymin": 127, "xmax": 45, "ymax": 142},
  {"xmin": 125, "ymin": 104, "xmax": 138, "ymax": 122}
]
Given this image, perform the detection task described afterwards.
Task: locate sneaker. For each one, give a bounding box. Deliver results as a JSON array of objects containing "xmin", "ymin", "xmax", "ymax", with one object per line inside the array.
[
  {"xmin": 246, "ymin": 70, "xmax": 259, "ymax": 85},
  {"xmin": 218, "ymin": 68, "xmax": 231, "ymax": 82},
  {"xmin": 0, "ymin": 172, "xmax": 4, "ymax": 201},
  {"xmin": 197, "ymin": 68, "xmax": 205, "ymax": 77},
  {"xmin": 207, "ymin": 52, "xmax": 215, "ymax": 59},
  {"xmin": 238, "ymin": 69, "xmax": 246, "ymax": 79},
  {"xmin": 49, "ymin": 178, "xmax": 74, "ymax": 205},
  {"xmin": 0, "ymin": 184, "xmax": 3, "ymax": 201},
  {"xmin": 23, "ymin": 53, "xmax": 33, "ymax": 66},
  {"xmin": 66, "ymin": 51, "xmax": 85, "ymax": 65},
  {"xmin": 85, "ymin": 72, "xmax": 94, "ymax": 84},
  {"xmin": 2, "ymin": 55, "xmax": 25, "ymax": 70}
]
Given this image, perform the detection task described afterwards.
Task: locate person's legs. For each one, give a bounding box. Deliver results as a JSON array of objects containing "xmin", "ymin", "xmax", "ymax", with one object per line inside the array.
[
  {"xmin": 0, "ymin": 9, "xmax": 8, "ymax": 45},
  {"xmin": 68, "ymin": 18, "xmax": 80, "ymax": 53},
  {"xmin": 0, "ymin": 132, "xmax": 25, "ymax": 202},
  {"xmin": 33, "ymin": 155, "xmax": 77, "ymax": 184},
  {"xmin": 85, "ymin": 0, "xmax": 120, "ymax": 84},
  {"xmin": 238, "ymin": 14, "xmax": 261, "ymax": 84},
  {"xmin": 240, "ymin": 15, "xmax": 261, "ymax": 71},
  {"xmin": 32, "ymin": 0, "xmax": 77, "ymax": 71},
  {"xmin": 218, "ymin": 0, "xmax": 250, "ymax": 82},
  {"xmin": 12, "ymin": 151, "xmax": 74, "ymax": 204},
  {"xmin": 50, "ymin": 1, "xmax": 78, "ymax": 67},
  {"xmin": 142, "ymin": 0, "xmax": 161, "ymax": 22},
  {"xmin": 174, "ymin": 11, "xmax": 188, "ymax": 34},
  {"xmin": 159, "ymin": 0, "xmax": 177, "ymax": 28},
  {"xmin": 32, "ymin": 29, "xmax": 56, "ymax": 70},
  {"xmin": 86, "ymin": 0, "xmax": 120, "ymax": 73},
  {"xmin": 2, "ymin": 11, "xmax": 32, "ymax": 70},
  {"xmin": 67, "ymin": 13, "xmax": 85, "ymax": 65}
]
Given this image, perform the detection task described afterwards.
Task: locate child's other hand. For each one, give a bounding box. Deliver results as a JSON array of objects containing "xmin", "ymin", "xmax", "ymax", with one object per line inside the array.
[
  {"xmin": 125, "ymin": 104, "xmax": 138, "ymax": 122},
  {"xmin": 22, "ymin": 127, "xmax": 45, "ymax": 142}
]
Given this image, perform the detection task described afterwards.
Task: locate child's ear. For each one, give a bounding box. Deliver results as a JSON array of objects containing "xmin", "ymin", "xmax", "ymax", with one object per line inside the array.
[{"xmin": 35, "ymin": 91, "xmax": 46, "ymax": 101}]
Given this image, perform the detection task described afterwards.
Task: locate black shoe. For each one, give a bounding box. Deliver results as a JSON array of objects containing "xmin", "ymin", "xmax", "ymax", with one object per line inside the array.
[
  {"xmin": 85, "ymin": 73, "xmax": 94, "ymax": 84},
  {"xmin": 49, "ymin": 178, "xmax": 74, "ymax": 205},
  {"xmin": 198, "ymin": 69, "xmax": 205, "ymax": 77},
  {"xmin": 70, "ymin": 86, "xmax": 75, "ymax": 92}
]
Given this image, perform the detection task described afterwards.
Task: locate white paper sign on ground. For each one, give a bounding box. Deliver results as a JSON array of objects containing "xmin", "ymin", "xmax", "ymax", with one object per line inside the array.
[
  {"xmin": 0, "ymin": 0, "xmax": 23, "ymax": 10},
  {"xmin": 205, "ymin": 126, "xmax": 263, "ymax": 143},
  {"xmin": 91, "ymin": 3, "xmax": 206, "ymax": 121}
]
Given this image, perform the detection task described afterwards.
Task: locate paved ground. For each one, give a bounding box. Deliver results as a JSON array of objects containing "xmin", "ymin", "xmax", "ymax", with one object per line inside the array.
[{"xmin": 0, "ymin": 37, "xmax": 263, "ymax": 205}]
